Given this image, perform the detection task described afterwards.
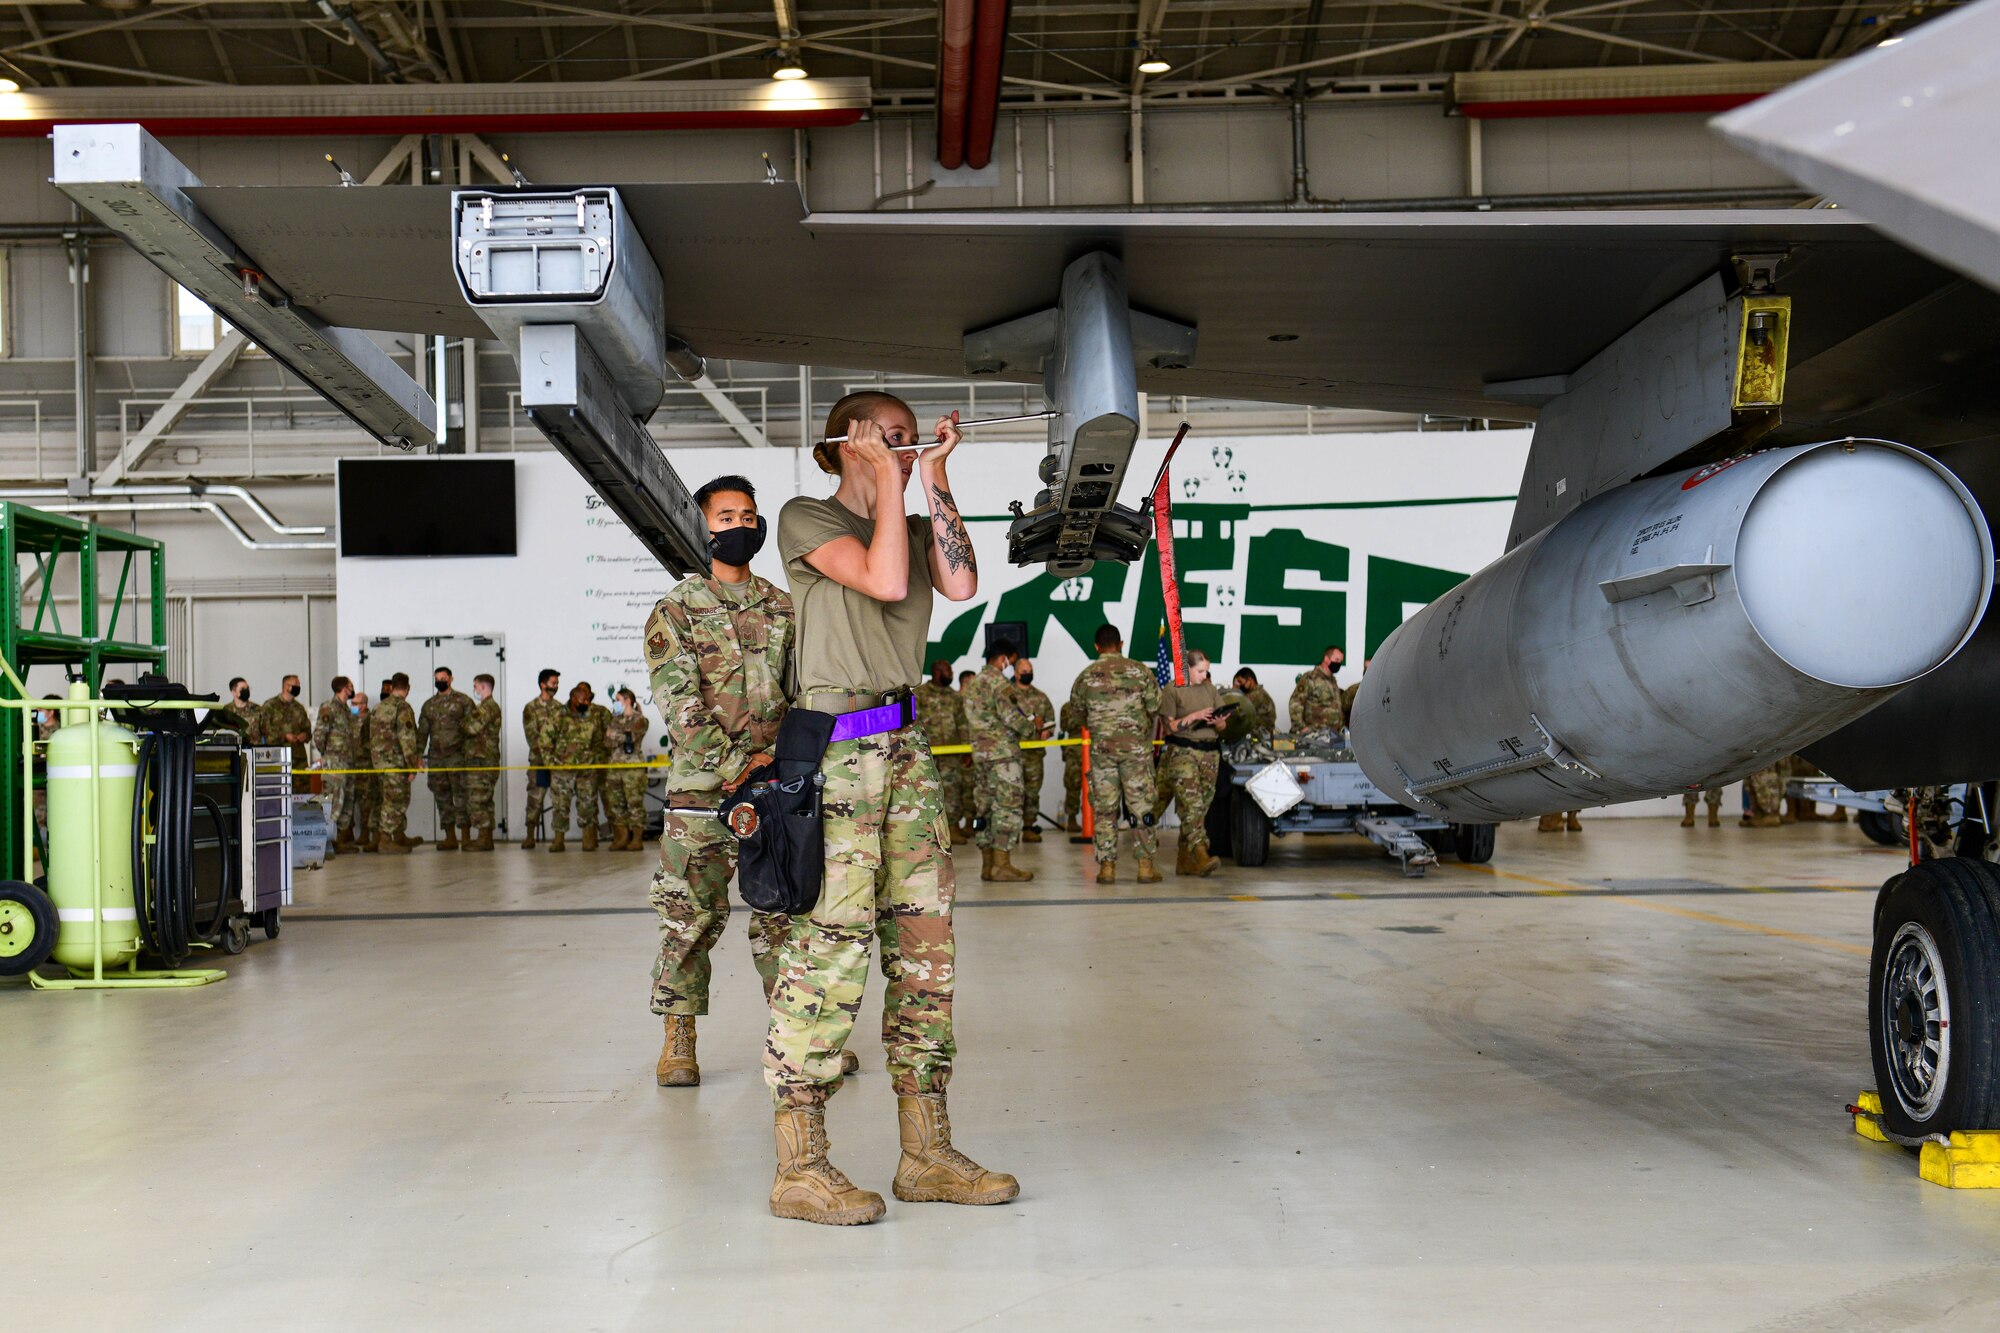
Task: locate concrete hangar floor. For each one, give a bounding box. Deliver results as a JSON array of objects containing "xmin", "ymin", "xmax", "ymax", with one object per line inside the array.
[{"xmin": 13, "ymin": 818, "xmax": 2000, "ymax": 1329}]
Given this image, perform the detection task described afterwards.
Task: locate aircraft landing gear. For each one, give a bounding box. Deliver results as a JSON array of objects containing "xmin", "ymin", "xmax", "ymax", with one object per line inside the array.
[{"xmin": 1869, "ymin": 857, "xmax": 2000, "ymax": 1140}]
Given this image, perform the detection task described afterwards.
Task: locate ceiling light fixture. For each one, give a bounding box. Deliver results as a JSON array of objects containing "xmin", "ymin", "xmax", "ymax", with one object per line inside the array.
[
  {"xmin": 0, "ymin": 79, "xmax": 18, "ymax": 95},
  {"xmin": 1137, "ymin": 49, "xmax": 1171, "ymax": 75},
  {"xmin": 772, "ymin": 49, "xmax": 809, "ymax": 80}
]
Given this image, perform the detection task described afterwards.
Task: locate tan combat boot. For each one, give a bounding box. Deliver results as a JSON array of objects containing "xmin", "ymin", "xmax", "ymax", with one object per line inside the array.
[
  {"xmin": 1190, "ymin": 845, "xmax": 1220, "ymax": 876},
  {"xmin": 1537, "ymin": 814, "xmax": 1564, "ymax": 833},
  {"xmin": 1096, "ymin": 860, "xmax": 1116, "ymax": 884},
  {"xmin": 892, "ymin": 1094, "xmax": 1019, "ymax": 1206},
  {"xmin": 656, "ymin": 1015, "xmax": 699, "ymax": 1087},
  {"xmin": 470, "ymin": 826, "xmax": 493, "ymax": 852},
  {"xmin": 1749, "ymin": 813, "xmax": 1783, "ymax": 828},
  {"xmin": 582, "ymin": 824, "xmax": 598, "ymax": 852},
  {"xmin": 949, "ymin": 822, "xmax": 969, "ymax": 847},
  {"xmin": 460, "ymin": 824, "xmax": 474, "ymax": 849},
  {"xmin": 1136, "ymin": 857, "xmax": 1162, "ymax": 884},
  {"xmin": 979, "ymin": 847, "xmax": 995, "ymax": 881},
  {"xmin": 438, "ymin": 825, "xmax": 459, "ymax": 850},
  {"xmin": 520, "ymin": 827, "xmax": 537, "ymax": 850},
  {"xmin": 1707, "ymin": 807, "xmax": 1722, "ymax": 828},
  {"xmin": 1023, "ymin": 826, "xmax": 1043, "ymax": 843},
  {"xmin": 987, "ymin": 849, "xmax": 1033, "ymax": 882},
  {"xmin": 770, "ymin": 1106, "xmax": 885, "ymax": 1225},
  {"xmin": 1565, "ymin": 812, "xmax": 1582, "ymax": 832},
  {"xmin": 549, "ymin": 830, "xmax": 566, "ymax": 852},
  {"xmin": 377, "ymin": 834, "xmax": 410, "ymax": 855},
  {"xmin": 1681, "ymin": 807, "xmax": 1697, "ymax": 828},
  {"xmin": 360, "ymin": 834, "xmax": 379, "ymax": 853}
]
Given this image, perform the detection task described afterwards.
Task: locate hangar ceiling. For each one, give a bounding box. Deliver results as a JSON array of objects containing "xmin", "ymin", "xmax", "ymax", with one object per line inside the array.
[{"xmin": 0, "ymin": 0, "xmax": 1940, "ymax": 100}]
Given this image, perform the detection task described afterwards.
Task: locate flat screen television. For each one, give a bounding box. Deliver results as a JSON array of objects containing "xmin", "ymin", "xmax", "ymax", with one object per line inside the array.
[{"xmin": 338, "ymin": 458, "xmax": 518, "ymax": 558}]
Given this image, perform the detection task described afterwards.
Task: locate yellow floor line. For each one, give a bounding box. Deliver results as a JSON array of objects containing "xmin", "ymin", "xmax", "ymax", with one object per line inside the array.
[{"xmin": 1449, "ymin": 863, "xmax": 1870, "ymax": 958}]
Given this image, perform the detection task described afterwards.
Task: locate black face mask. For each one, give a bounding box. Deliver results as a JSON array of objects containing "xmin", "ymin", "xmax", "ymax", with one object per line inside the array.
[
  {"xmin": 708, "ymin": 516, "xmax": 766, "ymax": 567},
  {"xmin": 236, "ymin": 688, "xmax": 249, "ymax": 702},
  {"xmin": 435, "ymin": 679, "xmax": 450, "ymax": 693},
  {"xmin": 1016, "ymin": 673, "xmax": 1034, "ymax": 687},
  {"xmin": 287, "ymin": 684, "xmax": 300, "ymax": 698},
  {"xmin": 380, "ymin": 689, "xmax": 392, "ymax": 701},
  {"xmin": 573, "ymin": 701, "xmax": 590, "ymax": 714}
]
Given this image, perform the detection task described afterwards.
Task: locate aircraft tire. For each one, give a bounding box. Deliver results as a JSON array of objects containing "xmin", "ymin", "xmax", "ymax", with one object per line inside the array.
[{"xmin": 1870, "ymin": 857, "xmax": 2000, "ymax": 1139}]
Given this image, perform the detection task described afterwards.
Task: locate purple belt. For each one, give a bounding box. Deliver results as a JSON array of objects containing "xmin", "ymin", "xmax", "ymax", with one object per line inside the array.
[{"xmin": 827, "ymin": 697, "xmax": 916, "ymax": 743}]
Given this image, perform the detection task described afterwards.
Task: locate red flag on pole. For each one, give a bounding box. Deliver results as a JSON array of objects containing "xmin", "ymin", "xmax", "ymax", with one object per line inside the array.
[{"xmin": 1150, "ymin": 422, "xmax": 1193, "ymax": 687}]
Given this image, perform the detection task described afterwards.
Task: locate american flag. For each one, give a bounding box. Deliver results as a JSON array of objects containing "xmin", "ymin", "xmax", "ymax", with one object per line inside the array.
[{"xmin": 1154, "ymin": 624, "xmax": 1173, "ymax": 685}]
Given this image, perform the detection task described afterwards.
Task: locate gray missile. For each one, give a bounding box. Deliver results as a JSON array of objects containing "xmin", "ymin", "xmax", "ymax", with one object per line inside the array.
[{"xmin": 1350, "ymin": 440, "xmax": 1993, "ymax": 823}]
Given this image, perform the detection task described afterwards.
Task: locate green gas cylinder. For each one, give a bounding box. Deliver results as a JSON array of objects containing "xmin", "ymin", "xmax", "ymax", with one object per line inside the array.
[{"xmin": 46, "ymin": 681, "xmax": 140, "ymax": 971}]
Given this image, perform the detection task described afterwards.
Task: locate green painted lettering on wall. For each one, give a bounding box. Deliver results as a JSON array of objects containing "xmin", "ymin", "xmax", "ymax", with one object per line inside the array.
[
  {"xmin": 994, "ymin": 565, "xmax": 1132, "ymax": 659},
  {"xmin": 1364, "ymin": 555, "xmax": 1468, "ymax": 657},
  {"xmin": 923, "ymin": 600, "xmax": 988, "ymax": 671},
  {"xmin": 1239, "ymin": 528, "xmax": 1349, "ymax": 665}
]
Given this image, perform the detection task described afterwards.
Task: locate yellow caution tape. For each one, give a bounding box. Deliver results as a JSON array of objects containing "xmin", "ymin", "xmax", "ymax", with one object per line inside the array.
[{"xmin": 315, "ymin": 735, "xmax": 1096, "ymax": 775}]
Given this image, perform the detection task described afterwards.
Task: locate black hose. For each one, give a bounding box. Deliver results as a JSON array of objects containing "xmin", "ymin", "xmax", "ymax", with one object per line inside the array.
[{"xmin": 131, "ymin": 728, "xmax": 210, "ymax": 967}]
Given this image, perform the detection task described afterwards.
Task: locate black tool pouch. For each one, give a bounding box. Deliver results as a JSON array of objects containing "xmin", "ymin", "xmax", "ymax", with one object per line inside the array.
[{"xmin": 716, "ymin": 708, "xmax": 837, "ymax": 915}]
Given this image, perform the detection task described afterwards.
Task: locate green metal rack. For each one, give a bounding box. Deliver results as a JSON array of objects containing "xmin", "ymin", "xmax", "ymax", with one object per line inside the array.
[{"xmin": 0, "ymin": 502, "xmax": 167, "ymax": 879}]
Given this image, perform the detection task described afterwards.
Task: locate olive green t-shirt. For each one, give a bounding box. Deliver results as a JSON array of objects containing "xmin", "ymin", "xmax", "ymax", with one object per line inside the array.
[
  {"xmin": 779, "ymin": 495, "xmax": 934, "ymax": 696},
  {"xmin": 1158, "ymin": 680, "xmax": 1223, "ymax": 741}
]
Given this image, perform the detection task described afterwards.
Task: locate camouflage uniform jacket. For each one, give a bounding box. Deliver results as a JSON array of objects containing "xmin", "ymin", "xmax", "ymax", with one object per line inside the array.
[
  {"xmin": 1290, "ymin": 667, "xmax": 1346, "ymax": 732},
  {"xmin": 369, "ymin": 695, "xmax": 420, "ymax": 768},
  {"xmin": 914, "ymin": 679, "xmax": 968, "ymax": 748},
  {"xmin": 642, "ymin": 573, "xmax": 793, "ymax": 798},
  {"xmin": 1244, "ymin": 685, "xmax": 1278, "ymax": 737},
  {"xmin": 963, "ymin": 663, "xmax": 1038, "ymax": 759},
  {"xmin": 418, "ymin": 688, "xmax": 475, "ymax": 758},
  {"xmin": 258, "ymin": 694, "xmax": 311, "ymax": 745},
  {"xmin": 522, "ymin": 695, "xmax": 563, "ymax": 764},
  {"xmin": 353, "ymin": 710, "xmax": 373, "ymax": 768},
  {"xmin": 464, "ymin": 696, "xmax": 503, "ymax": 764},
  {"xmin": 1059, "ymin": 697, "xmax": 1084, "ymax": 738},
  {"xmin": 1071, "ymin": 652, "xmax": 1161, "ymax": 756},
  {"xmin": 221, "ymin": 697, "xmax": 261, "ymax": 742},
  {"xmin": 547, "ymin": 703, "xmax": 613, "ymax": 766},
  {"xmin": 312, "ymin": 698, "xmax": 358, "ymax": 764},
  {"xmin": 1012, "ymin": 681, "xmax": 1056, "ymax": 742},
  {"xmin": 605, "ymin": 709, "xmax": 650, "ymax": 760}
]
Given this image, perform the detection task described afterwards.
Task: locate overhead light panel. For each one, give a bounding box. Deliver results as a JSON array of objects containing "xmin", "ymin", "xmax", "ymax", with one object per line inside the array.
[
  {"xmin": 0, "ymin": 80, "xmax": 18, "ymax": 95},
  {"xmin": 772, "ymin": 49, "xmax": 809, "ymax": 81},
  {"xmin": 1137, "ymin": 49, "xmax": 1171, "ymax": 75}
]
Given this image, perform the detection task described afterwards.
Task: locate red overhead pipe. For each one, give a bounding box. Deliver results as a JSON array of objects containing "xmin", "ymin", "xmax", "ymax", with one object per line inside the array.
[
  {"xmin": 963, "ymin": 0, "xmax": 1009, "ymax": 170},
  {"xmin": 935, "ymin": 0, "xmax": 976, "ymax": 170}
]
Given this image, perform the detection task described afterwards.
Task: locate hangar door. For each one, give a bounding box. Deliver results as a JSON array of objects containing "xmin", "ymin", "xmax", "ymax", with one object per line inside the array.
[{"xmin": 355, "ymin": 634, "xmax": 506, "ymax": 841}]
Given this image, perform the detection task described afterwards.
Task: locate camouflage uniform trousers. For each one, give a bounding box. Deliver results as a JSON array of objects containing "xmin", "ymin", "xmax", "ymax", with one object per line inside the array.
[
  {"xmin": 1062, "ymin": 744, "xmax": 1083, "ymax": 825},
  {"xmin": 427, "ymin": 751, "xmax": 470, "ymax": 827},
  {"xmin": 936, "ymin": 753, "xmax": 972, "ymax": 826},
  {"xmin": 356, "ymin": 772, "xmax": 380, "ymax": 843},
  {"xmin": 649, "ymin": 807, "xmax": 787, "ymax": 1015},
  {"xmin": 378, "ymin": 772, "xmax": 413, "ymax": 838},
  {"xmin": 605, "ymin": 765, "xmax": 651, "ymax": 828},
  {"xmin": 523, "ymin": 768, "xmax": 551, "ymax": 836},
  {"xmin": 972, "ymin": 746, "xmax": 1025, "ymax": 852},
  {"xmin": 765, "ymin": 724, "xmax": 955, "ymax": 1109},
  {"xmin": 466, "ymin": 768, "xmax": 499, "ymax": 831},
  {"xmin": 1021, "ymin": 744, "xmax": 1047, "ymax": 831},
  {"xmin": 551, "ymin": 770, "xmax": 602, "ymax": 834},
  {"xmin": 322, "ymin": 774, "xmax": 353, "ymax": 841},
  {"xmin": 1088, "ymin": 737, "xmax": 1158, "ymax": 864},
  {"xmin": 1683, "ymin": 787, "xmax": 1723, "ymax": 813},
  {"xmin": 1155, "ymin": 744, "xmax": 1221, "ymax": 852},
  {"xmin": 1747, "ymin": 766, "xmax": 1784, "ymax": 817}
]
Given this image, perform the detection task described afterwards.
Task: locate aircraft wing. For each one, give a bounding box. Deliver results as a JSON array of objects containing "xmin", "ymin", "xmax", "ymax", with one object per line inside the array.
[{"xmin": 188, "ymin": 182, "xmax": 2000, "ymax": 443}]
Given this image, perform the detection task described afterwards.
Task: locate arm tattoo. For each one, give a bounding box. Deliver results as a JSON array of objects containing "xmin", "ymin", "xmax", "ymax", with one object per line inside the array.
[{"xmin": 931, "ymin": 483, "xmax": 977, "ymax": 576}]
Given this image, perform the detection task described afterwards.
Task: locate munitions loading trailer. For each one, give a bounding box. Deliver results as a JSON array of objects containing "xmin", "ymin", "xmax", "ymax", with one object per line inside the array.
[{"xmin": 1207, "ymin": 731, "xmax": 1499, "ymax": 877}]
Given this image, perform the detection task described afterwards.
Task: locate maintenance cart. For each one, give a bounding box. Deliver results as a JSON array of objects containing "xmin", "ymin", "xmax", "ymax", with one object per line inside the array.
[{"xmin": 1206, "ymin": 730, "xmax": 1498, "ymax": 877}]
